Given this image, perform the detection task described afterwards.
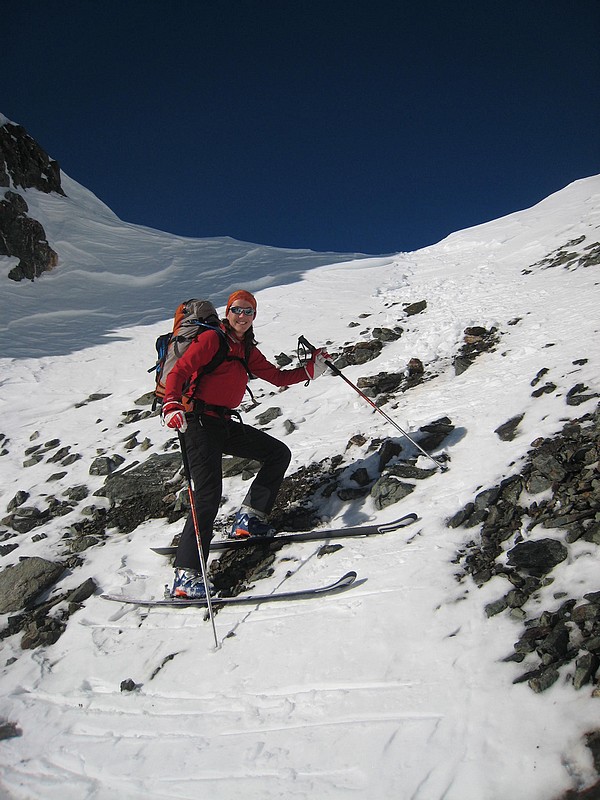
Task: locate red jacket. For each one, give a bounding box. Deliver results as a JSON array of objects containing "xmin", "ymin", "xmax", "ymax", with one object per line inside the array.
[{"xmin": 164, "ymin": 326, "xmax": 307, "ymax": 410}]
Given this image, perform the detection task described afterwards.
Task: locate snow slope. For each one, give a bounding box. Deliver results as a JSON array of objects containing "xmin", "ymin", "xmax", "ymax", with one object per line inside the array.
[
  {"xmin": 0, "ymin": 173, "xmax": 599, "ymax": 800},
  {"xmin": 0, "ymin": 170, "xmax": 370, "ymax": 358}
]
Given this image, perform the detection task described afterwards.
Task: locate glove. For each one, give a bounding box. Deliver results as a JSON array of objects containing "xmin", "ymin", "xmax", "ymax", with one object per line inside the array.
[
  {"xmin": 304, "ymin": 349, "xmax": 330, "ymax": 380},
  {"xmin": 162, "ymin": 399, "xmax": 188, "ymax": 433}
]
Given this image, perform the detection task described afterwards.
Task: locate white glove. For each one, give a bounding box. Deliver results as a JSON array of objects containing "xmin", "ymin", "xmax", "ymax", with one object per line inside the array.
[
  {"xmin": 162, "ymin": 399, "xmax": 188, "ymax": 433},
  {"xmin": 304, "ymin": 349, "xmax": 330, "ymax": 380}
]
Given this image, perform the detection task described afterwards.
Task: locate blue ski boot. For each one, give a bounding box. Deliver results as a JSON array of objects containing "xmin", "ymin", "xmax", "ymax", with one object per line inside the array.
[
  {"xmin": 170, "ymin": 569, "xmax": 214, "ymax": 599},
  {"xmin": 228, "ymin": 509, "xmax": 276, "ymax": 539}
]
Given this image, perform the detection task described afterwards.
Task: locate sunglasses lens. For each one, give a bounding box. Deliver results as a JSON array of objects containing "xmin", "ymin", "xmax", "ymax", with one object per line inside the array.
[{"xmin": 231, "ymin": 306, "xmax": 254, "ymax": 316}]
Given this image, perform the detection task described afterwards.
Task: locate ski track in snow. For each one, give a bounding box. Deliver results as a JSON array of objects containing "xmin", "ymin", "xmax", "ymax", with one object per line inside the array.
[{"xmin": 0, "ymin": 174, "xmax": 600, "ymax": 799}]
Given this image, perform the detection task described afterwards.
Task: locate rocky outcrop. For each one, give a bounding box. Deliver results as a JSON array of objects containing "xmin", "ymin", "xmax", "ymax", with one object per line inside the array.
[
  {"xmin": 0, "ymin": 121, "xmax": 64, "ymax": 195},
  {"xmin": 0, "ymin": 120, "xmax": 63, "ymax": 281},
  {"xmin": 452, "ymin": 402, "xmax": 600, "ymax": 693}
]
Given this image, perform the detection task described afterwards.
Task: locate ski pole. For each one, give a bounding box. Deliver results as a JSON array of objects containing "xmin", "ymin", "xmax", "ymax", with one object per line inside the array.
[
  {"xmin": 178, "ymin": 432, "xmax": 220, "ymax": 649},
  {"xmin": 298, "ymin": 335, "xmax": 448, "ymax": 473}
]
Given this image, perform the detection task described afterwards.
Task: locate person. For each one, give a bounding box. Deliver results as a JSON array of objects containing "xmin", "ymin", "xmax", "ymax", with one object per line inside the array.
[{"xmin": 161, "ymin": 289, "xmax": 329, "ymax": 598}]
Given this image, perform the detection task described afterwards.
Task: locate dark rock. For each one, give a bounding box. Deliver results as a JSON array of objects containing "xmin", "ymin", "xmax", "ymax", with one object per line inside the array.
[
  {"xmin": 531, "ymin": 382, "xmax": 557, "ymax": 397},
  {"xmin": 66, "ymin": 578, "xmax": 98, "ymax": 605},
  {"xmin": 120, "ymin": 679, "xmax": 141, "ymax": 692},
  {"xmin": 371, "ymin": 476, "xmax": 415, "ymax": 509},
  {"xmin": 530, "ymin": 451, "xmax": 567, "ymax": 482},
  {"xmin": 567, "ymin": 384, "xmax": 599, "ymax": 407},
  {"xmin": 387, "ymin": 464, "xmax": 436, "ymax": 480},
  {"xmin": 6, "ymin": 491, "xmax": 29, "ymax": 512},
  {"xmin": 407, "ymin": 358, "xmax": 424, "ymax": 376},
  {"xmin": 447, "ymin": 503, "xmax": 474, "ymax": 528},
  {"xmin": 0, "ymin": 191, "xmax": 59, "ymax": 282},
  {"xmin": 256, "ymin": 407, "xmax": 282, "ymax": 425},
  {"xmin": 222, "ymin": 457, "xmax": 260, "ymax": 479},
  {"xmin": 0, "ymin": 557, "xmax": 64, "ymax": 613},
  {"xmin": 89, "ymin": 455, "xmax": 126, "ymax": 476},
  {"xmin": 372, "ymin": 327, "xmax": 403, "ymax": 341},
  {"xmin": 403, "ymin": 300, "xmax": 427, "ymax": 316},
  {"xmin": 528, "ymin": 667, "xmax": 560, "ymax": 693},
  {"xmin": 337, "ymin": 486, "xmax": 370, "ymax": 501},
  {"xmin": 350, "ymin": 467, "xmax": 371, "ymax": 487},
  {"xmin": 573, "ymin": 653, "xmax": 599, "ymax": 690},
  {"xmin": 453, "ymin": 326, "xmax": 500, "ymax": 375},
  {"xmin": 378, "ymin": 439, "xmax": 402, "ymax": 471},
  {"xmin": 357, "ymin": 372, "xmax": 404, "ymax": 397},
  {"xmin": 0, "ymin": 720, "xmax": 22, "ymax": 740},
  {"xmin": 102, "ymin": 453, "xmax": 183, "ymax": 533},
  {"xmin": 0, "ymin": 121, "xmax": 64, "ymax": 194},
  {"xmin": 507, "ymin": 539, "xmax": 568, "ymax": 575},
  {"xmin": 417, "ymin": 417, "xmax": 455, "ymax": 450},
  {"xmin": 495, "ymin": 415, "xmax": 525, "ymax": 442},
  {"xmin": 334, "ymin": 340, "xmax": 383, "ymax": 369}
]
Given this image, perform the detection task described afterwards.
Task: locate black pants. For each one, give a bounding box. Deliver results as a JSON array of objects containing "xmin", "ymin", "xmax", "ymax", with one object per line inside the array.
[{"xmin": 175, "ymin": 414, "xmax": 291, "ymax": 571}]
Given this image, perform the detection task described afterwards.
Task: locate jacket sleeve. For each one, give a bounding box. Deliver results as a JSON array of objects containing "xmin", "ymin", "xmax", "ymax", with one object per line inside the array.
[
  {"xmin": 163, "ymin": 331, "xmax": 223, "ymax": 401},
  {"xmin": 248, "ymin": 347, "xmax": 308, "ymax": 387}
]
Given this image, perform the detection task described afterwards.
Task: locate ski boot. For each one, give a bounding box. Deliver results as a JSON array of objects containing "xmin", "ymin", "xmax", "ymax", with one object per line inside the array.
[{"xmin": 228, "ymin": 508, "xmax": 276, "ymax": 539}]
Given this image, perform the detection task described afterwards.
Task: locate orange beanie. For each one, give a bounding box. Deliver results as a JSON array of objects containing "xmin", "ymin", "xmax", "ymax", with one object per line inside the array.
[{"xmin": 226, "ymin": 290, "xmax": 257, "ymax": 316}]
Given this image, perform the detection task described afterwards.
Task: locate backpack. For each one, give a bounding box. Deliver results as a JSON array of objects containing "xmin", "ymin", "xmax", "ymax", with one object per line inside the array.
[{"xmin": 149, "ymin": 298, "xmax": 253, "ymax": 411}]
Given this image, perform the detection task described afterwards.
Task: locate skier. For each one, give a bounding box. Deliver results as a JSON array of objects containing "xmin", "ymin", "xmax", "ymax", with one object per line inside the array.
[{"xmin": 161, "ymin": 289, "xmax": 329, "ymax": 598}]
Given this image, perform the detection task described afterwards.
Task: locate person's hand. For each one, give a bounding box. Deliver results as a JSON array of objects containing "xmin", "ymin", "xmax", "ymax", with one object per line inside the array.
[
  {"xmin": 304, "ymin": 349, "xmax": 330, "ymax": 380},
  {"xmin": 162, "ymin": 399, "xmax": 188, "ymax": 432}
]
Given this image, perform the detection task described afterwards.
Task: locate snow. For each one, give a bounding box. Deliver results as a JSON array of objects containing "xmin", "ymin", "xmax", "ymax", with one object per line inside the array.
[{"xmin": 0, "ymin": 170, "xmax": 599, "ymax": 799}]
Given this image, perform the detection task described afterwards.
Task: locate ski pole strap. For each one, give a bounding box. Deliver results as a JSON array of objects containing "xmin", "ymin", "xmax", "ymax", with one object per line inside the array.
[{"xmin": 297, "ymin": 335, "xmax": 342, "ymax": 376}]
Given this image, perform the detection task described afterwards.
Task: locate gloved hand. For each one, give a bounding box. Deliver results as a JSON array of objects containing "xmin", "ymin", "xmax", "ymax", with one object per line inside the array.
[
  {"xmin": 304, "ymin": 348, "xmax": 330, "ymax": 380},
  {"xmin": 162, "ymin": 399, "xmax": 188, "ymax": 433}
]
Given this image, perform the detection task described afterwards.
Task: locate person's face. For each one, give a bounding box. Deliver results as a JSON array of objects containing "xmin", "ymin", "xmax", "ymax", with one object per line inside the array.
[{"xmin": 227, "ymin": 301, "xmax": 255, "ymax": 339}]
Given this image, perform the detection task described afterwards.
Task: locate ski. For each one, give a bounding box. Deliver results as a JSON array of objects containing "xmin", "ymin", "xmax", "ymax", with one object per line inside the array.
[
  {"xmin": 151, "ymin": 512, "xmax": 418, "ymax": 556},
  {"xmin": 102, "ymin": 570, "xmax": 360, "ymax": 608}
]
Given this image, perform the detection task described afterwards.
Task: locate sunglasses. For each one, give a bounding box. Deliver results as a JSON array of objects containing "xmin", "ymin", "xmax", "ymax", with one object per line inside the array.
[{"xmin": 230, "ymin": 306, "xmax": 255, "ymax": 316}]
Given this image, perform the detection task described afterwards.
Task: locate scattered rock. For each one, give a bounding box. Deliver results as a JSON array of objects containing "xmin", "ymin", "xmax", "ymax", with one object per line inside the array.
[
  {"xmin": 0, "ymin": 557, "xmax": 64, "ymax": 614},
  {"xmin": 495, "ymin": 414, "xmax": 525, "ymax": 442}
]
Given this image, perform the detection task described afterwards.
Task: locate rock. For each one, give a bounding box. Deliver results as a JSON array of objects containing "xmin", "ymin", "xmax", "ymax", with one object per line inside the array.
[
  {"xmin": 0, "ymin": 191, "xmax": 59, "ymax": 282},
  {"xmin": 387, "ymin": 464, "xmax": 436, "ymax": 480},
  {"xmin": 378, "ymin": 439, "xmax": 402, "ymax": 471},
  {"xmin": 102, "ymin": 453, "xmax": 182, "ymax": 533},
  {"xmin": 256, "ymin": 407, "xmax": 282, "ymax": 425},
  {"xmin": 530, "ymin": 451, "xmax": 567, "ymax": 482},
  {"xmin": 403, "ymin": 300, "xmax": 427, "ymax": 316},
  {"xmin": 495, "ymin": 415, "xmax": 525, "ymax": 442},
  {"xmin": 0, "ymin": 557, "xmax": 64, "ymax": 613},
  {"xmin": 350, "ymin": 467, "xmax": 371, "ymax": 487},
  {"xmin": 6, "ymin": 491, "xmax": 29, "ymax": 512},
  {"xmin": 507, "ymin": 539, "xmax": 568, "ymax": 575},
  {"xmin": 573, "ymin": 653, "xmax": 599, "ymax": 690},
  {"xmin": 275, "ymin": 352, "xmax": 293, "ymax": 366},
  {"xmin": 120, "ymin": 679, "xmax": 141, "ymax": 692},
  {"xmin": 453, "ymin": 326, "xmax": 499, "ymax": 375},
  {"xmin": 528, "ymin": 667, "xmax": 560, "ymax": 693},
  {"xmin": 0, "ymin": 720, "xmax": 22, "ymax": 740},
  {"xmin": 371, "ymin": 476, "xmax": 415, "ymax": 509},
  {"xmin": 0, "ymin": 121, "xmax": 64, "ymax": 194},
  {"xmin": 89, "ymin": 455, "xmax": 126, "ymax": 476},
  {"xmin": 407, "ymin": 358, "xmax": 424, "ymax": 376},
  {"xmin": 372, "ymin": 327, "xmax": 403, "ymax": 341},
  {"xmin": 334, "ymin": 340, "xmax": 383, "ymax": 369},
  {"xmin": 357, "ymin": 372, "xmax": 404, "ymax": 397},
  {"xmin": 66, "ymin": 578, "xmax": 97, "ymax": 605},
  {"xmin": 222, "ymin": 457, "xmax": 260, "ymax": 479}
]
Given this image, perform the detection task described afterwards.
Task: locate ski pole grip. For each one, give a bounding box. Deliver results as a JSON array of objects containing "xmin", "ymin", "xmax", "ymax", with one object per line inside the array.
[
  {"xmin": 298, "ymin": 335, "xmax": 342, "ymax": 376},
  {"xmin": 298, "ymin": 335, "xmax": 316, "ymax": 353}
]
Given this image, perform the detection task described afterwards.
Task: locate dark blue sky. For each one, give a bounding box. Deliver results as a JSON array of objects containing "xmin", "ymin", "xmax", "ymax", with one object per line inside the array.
[{"xmin": 4, "ymin": 1, "xmax": 600, "ymax": 254}]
